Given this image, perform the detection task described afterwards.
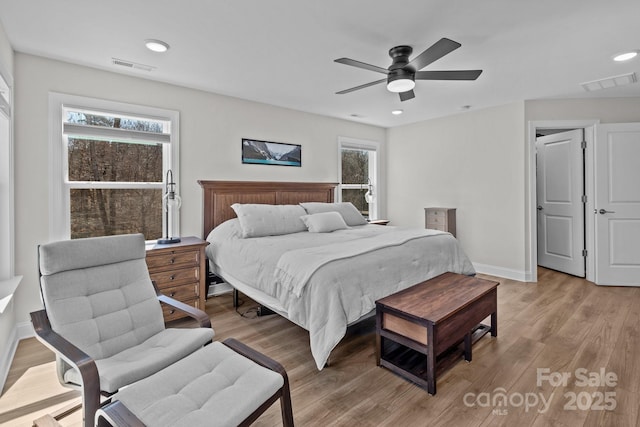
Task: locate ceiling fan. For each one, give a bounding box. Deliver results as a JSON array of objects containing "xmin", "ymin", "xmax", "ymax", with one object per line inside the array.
[{"xmin": 335, "ymin": 37, "xmax": 482, "ymax": 102}]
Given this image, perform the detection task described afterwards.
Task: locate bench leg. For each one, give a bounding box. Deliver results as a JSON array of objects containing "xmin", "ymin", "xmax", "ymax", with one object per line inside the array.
[
  {"xmin": 491, "ymin": 311, "xmax": 498, "ymax": 337},
  {"xmin": 464, "ymin": 332, "xmax": 472, "ymax": 362},
  {"xmin": 426, "ymin": 325, "xmax": 436, "ymax": 395}
]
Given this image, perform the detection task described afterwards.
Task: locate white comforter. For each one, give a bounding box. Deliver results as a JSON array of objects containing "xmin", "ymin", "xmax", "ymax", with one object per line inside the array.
[{"xmin": 207, "ymin": 220, "xmax": 475, "ymax": 370}]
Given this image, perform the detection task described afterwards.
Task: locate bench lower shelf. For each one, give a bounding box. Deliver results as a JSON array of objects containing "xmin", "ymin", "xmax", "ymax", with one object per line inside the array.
[{"xmin": 379, "ymin": 323, "xmax": 492, "ymax": 391}]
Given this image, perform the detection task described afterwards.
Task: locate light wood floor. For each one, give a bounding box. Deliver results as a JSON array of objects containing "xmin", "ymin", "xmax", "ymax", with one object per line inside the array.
[{"xmin": 2, "ymin": 268, "xmax": 640, "ymax": 427}]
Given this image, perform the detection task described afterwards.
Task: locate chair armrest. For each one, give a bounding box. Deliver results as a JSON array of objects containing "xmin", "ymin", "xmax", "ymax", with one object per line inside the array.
[
  {"xmin": 222, "ymin": 338, "xmax": 288, "ymax": 379},
  {"xmin": 152, "ymin": 281, "xmax": 211, "ymax": 329},
  {"xmin": 95, "ymin": 400, "xmax": 145, "ymax": 427},
  {"xmin": 30, "ymin": 309, "xmax": 101, "ymax": 426}
]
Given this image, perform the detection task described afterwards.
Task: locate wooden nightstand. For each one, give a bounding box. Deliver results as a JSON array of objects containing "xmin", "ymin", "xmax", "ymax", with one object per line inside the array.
[
  {"xmin": 145, "ymin": 236, "xmax": 208, "ymax": 322},
  {"xmin": 368, "ymin": 219, "xmax": 390, "ymax": 226},
  {"xmin": 424, "ymin": 208, "xmax": 456, "ymax": 237}
]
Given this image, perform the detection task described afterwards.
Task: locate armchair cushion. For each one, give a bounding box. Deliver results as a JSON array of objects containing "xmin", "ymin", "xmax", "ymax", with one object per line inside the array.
[
  {"xmin": 42, "ymin": 259, "xmax": 165, "ymax": 360},
  {"xmin": 64, "ymin": 327, "xmax": 215, "ymax": 393},
  {"xmin": 39, "ymin": 233, "xmax": 147, "ymax": 276}
]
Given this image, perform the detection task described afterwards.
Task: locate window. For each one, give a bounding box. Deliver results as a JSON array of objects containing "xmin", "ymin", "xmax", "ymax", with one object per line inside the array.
[
  {"xmin": 0, "ymin": 70, "xmax": 13, "ymax": 279},
  {"xmin": 50, "ymin": 94, "xmax": 179, "ymax": 241},
  {"xmin": 339, "ymin": 137, "xmax": 380, "ymax": 220}
]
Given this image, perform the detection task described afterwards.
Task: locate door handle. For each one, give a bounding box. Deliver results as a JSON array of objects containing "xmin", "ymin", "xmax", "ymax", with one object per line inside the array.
[
  {"xmin": 598, "ymin": 209, "xmax": 616, "ymax": 215},
  {"xmin": 537, "ymin": 205, "xmax": 543, "ymax": 211}
]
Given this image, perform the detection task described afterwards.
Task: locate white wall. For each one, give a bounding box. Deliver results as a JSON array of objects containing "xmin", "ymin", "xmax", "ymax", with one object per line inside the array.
[
  {"xmin": 387, "ymin": 103, "xmax": 527, "ymax": 279},
  {"xmin": 13, "ymin": 53, "xmax": 385, "ymax": 325},
  {"xmin": 525, "ymin": 97, "xmax": 640, "ymax": 123}
]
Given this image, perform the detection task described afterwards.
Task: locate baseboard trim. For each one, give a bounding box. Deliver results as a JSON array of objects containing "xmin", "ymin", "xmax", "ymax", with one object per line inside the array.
[
  {"xmin": 0, "ymin": 321, "xmax": 35, "ymax": 393},
  {"xmin": 17, "ymin": 320, "xmax": 35, "ymax": 340},
  {"xmin": 473, "ymin": 262, "xmax": 529, "ymax": 282},
  {"xmin": 0, "ymin": 325, "xmax": 18, "ymax": 393}
]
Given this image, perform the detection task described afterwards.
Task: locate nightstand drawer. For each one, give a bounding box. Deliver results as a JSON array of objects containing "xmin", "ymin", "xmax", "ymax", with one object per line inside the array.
[
  {"xmin": 145, "ymin": 236, "xmax": 208, "ymax": 323},
  {"xmin": 426, "ymin": 210, "xmax": 447, "ymax": 220},
  {"xmin": 150, "ymin": 266, "xmax": 199, "ymax": 288},
  {"xmin": 426, "ymin": 223, "xmax": 446, "ymax": 232},
  {"xmin": 161, "ymin": 298, "xmax": 200, "ymax": 323},
  {"xmin": 160, "ymin": 283, "xmax": 199, "ymax": 300},
  {"xmin": 146, "ymin": 250, "xmax": 199, "ymax": 270}
]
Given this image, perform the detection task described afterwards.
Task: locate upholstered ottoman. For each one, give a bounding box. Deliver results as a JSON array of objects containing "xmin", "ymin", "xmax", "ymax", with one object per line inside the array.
[{"xmin": 95, "ymin": 339, "xmax": 294, "ymax": 427}]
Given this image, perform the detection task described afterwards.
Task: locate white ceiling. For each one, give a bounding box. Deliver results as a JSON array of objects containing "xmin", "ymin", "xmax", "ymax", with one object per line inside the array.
[{"xmin": 1, "ymin": 0, "xmax": 640, "ymax": 128}]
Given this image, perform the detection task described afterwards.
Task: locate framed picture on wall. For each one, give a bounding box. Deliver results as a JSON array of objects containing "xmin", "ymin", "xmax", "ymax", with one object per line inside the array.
[{"xmin": 241, "ymin": 138, "xmax": 301, "ymax": 167}]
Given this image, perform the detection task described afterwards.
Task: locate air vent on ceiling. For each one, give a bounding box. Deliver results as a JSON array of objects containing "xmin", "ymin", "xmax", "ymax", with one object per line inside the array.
[
  {"xmin": 581, "ymin": 72, "xmax": 637, "ymax": 91},
  {"xmin": 111, "ymin": 58, "xmax": 155, "ymax": 72}
]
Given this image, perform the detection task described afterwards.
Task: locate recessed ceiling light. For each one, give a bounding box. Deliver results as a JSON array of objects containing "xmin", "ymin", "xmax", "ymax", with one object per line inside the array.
[
  {"xmin": 391, "ymin": 109, "xmax": 403, "ymax": 115},
  {"xmin": 145, "ymin": 39, "xmax": 170, "ymax": 53},
  {"xmin": 613, "ymin": 50, "xmax": 638, "ymax": 62}
]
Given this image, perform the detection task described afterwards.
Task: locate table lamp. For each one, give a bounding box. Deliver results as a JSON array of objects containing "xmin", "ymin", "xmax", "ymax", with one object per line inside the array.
[{"xmin": 157, "ymin": 169, "xmax": 181, "ymax": 244}]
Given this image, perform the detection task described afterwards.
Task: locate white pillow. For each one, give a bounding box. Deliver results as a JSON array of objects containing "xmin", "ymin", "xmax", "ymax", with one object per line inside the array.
[
  {"xmin": 206, "ymin": 218, "xmax": 243, "ymax": 243},
  {"xmin": 301, "ymin": 212, "xmax": 349, "ymax": 233},
  {"xmin": 231, "ymin": 203, "xmax": 307, "ymax": 238},
  {"xmin": 300, "ymin": 202, "xmax": 368, "ymax": 226}
]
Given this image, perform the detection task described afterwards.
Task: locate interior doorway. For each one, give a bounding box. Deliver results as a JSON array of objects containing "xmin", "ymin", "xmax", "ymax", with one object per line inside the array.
[
  {"xmin": 527, "ymin": 120, "xmax": 598, "ymax": 283},
  {"xmin": 536, "ymin": 129, "xmax": 585, "ymax": 277}
]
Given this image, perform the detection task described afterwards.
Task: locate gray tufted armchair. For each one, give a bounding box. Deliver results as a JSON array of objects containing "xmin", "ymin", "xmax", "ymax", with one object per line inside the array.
[{"xmin": 31, "ymin": 233, "xmax": 215, "ymax": 427}]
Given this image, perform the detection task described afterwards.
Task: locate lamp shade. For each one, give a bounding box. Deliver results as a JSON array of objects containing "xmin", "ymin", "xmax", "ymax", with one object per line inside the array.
[{"xmin": 364, "ymin": 178, "xmax": 374, "ymax": 204}]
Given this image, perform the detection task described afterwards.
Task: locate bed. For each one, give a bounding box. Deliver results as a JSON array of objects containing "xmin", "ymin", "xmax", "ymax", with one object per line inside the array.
[{"xmin": 199, "ymin": 180, "xmax": 475, "ymax": 370}]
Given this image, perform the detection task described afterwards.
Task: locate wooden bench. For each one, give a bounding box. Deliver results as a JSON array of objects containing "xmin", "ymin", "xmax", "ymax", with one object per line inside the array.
[{"xmin": 375, "ymin": 272, "xmax": 499, "ymax": 395}]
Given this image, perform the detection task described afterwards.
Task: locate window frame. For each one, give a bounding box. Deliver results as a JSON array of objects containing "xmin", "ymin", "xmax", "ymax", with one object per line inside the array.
[
  {"xmin": 49, "ymin": 93, "xmax": 179, "ymax": 241},
  {"xmin": 338, "ymin": 136, "xmax": 381, "ymax": 220},
  {"xmin": 0, "ymin": 66, "xmax": 13, "ymax": 279}
]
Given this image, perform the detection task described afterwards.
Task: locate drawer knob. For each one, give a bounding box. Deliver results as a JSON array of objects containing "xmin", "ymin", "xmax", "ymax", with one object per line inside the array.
[
  {"xmin": 169, "ymin": 309, "xmax": 175, "ymax": 315},
  {"xmin": 169, "ymin": 292, "xmax": 175, "ymax": 297},
  {"xmin": 170, "ymin": 258, "xmax": 175, "ymax": 264},
  {"xmin": 170, "ymin": 275, "xmax": 175, "ymax": 280}
]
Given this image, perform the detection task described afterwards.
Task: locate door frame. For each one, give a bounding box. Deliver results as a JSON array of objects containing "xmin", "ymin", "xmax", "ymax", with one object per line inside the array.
[{"xmin": 527, "ymin": 119, "xmax": 599, "ymax": 283}]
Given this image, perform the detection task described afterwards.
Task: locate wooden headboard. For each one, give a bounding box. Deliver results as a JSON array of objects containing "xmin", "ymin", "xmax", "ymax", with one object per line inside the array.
[{"xmin": 198, "ymin": 181, "xmax": 337, "ymax": 238}]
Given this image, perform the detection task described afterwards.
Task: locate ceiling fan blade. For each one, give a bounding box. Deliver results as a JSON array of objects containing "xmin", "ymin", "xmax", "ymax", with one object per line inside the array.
[
  {"xmin": 415, "ymin": 70, "xmax": 483, "ymax": 80},
  {"xmin": 399, "ymin": 90, "xmax": 415, "ymax": 102},
  {"xmin": 408, "ymin": 38, "xmax": 461, "ymax": 71},
  {"xmin": 336, "ymin": 78, "xmax": 387, "ymax": 94},
  {"xmin": 334, "ymin": 58, "xmax": 389, "ymax": 74}
]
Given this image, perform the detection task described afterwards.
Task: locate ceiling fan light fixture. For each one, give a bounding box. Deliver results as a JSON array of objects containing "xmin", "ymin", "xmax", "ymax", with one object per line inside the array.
[
  {"xmin": 387, "ymin": 77, "xmax": 415, "ymax": 93},
  {"xmin": 144, "ymin": 39, "xmax": 170, "ymax": 53},
  {"xmin": 335, "ymin": 38, "xmax": 481, "ymax": 101}
]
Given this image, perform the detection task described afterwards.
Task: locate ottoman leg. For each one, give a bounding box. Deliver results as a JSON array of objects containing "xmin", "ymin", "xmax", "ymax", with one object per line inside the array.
[
  {"xmin": 223, "ymin": 338, "xmax": 294, "ymax": 427},
  {"xmin": 95, "ymin": 401, "xmax": 145, "ymax": 427}
]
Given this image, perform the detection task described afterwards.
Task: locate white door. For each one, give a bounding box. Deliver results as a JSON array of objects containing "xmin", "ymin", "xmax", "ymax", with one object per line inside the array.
[
  {"xmin": 595, "ymin": 123, "xmax": 640, "ymax": 286},
  {"xmin": 536, "ymin": 129, "xmax": 585, "ymax": 276}
]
